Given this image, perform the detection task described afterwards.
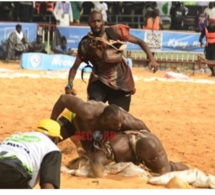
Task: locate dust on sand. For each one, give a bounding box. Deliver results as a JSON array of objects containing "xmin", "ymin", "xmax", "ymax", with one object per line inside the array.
[{"xmin": 1, "ymin": 62, "xmax": 215, "ymax": 189}]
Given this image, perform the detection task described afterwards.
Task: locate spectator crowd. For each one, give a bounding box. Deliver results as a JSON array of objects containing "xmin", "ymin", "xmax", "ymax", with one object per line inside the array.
[
  {"xmin": 0, "ymin": 1, "xmax": 213, "ymax": 30},
  {"xmin": 1, "ymin": 1, "xmax": 215, "ymax": 62}
]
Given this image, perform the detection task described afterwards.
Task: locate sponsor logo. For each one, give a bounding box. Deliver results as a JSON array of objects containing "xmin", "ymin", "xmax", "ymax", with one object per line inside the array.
[
  {"xmin": 30, "ymin": 54, "xmax": 42, "ymax": 68},
  {"xmin": 74, "ymin": 130, "xmax": 116, "ymax": 141},
  {"xmin": 51, "ymin": 56, "xmax": 74, "ymax": 67}
]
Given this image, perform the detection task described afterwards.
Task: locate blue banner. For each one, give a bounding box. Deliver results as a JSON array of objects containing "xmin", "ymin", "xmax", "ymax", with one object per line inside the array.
[
  {"xmin": 56, "ymin": 26, "xmax": 206, "ymax": 53},
  {"xmin": 161, "ymin": 31, "xmax": 205, "ymax": 53},
  {"xmin": 21, "ymin": 53, "xmax": 90, "ymax": 71},
  {"xmin": 57, "ymin": 26, "xmax": 90, "ymax": 49},
  {"xmin": 0, "ymin": 22, "xmax": 37, "ymax": 56},
  {"xmin": 126, "ymin": 29, "xmax": 145, "ymax": 50},
  {"xmin": 21, "ymin": 53, "xmax": 132, "ymax": 71}
]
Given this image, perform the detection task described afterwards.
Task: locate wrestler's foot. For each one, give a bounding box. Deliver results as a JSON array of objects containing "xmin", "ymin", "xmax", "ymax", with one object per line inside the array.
[{"xmin": 170, "ymin": 161, "xmax": 189, "ymax": 172}]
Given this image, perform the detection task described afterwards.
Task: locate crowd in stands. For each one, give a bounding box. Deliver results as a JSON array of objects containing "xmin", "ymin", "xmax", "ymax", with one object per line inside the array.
[
  {"xmin": 1, "ymin": 1, "xmax": 215, "ymax": 62},
  {"xmin": 0, "ymin": 1, "xmax": 213, "ymax": 30}
]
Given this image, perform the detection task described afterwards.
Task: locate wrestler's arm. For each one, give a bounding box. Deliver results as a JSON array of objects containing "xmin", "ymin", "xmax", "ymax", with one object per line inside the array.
[
  {"xmin": 50, "ymin": 94, "xmax": 93, "ymax": 121},
  {"xmin": 127, "ymin": 34, "xmax": 159, "ymax": 73},
  {"xmin": 90, "ymin": 150, "xmax": 112, "ymax": 178},
  {"xmin": 121, "ymin": 110, "xmax": 151, "ymax": 132},
  {"xmin": 68, "ymin": 54, "xmax": 82, "ymax": 85},
  {"xmin": 65, "ymin": 54, "xmax": 82, "ymax": 94}
]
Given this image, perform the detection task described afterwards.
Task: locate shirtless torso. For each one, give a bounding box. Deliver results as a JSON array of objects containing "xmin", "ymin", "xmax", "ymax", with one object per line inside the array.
[
  {"xmin": 51, "ymin": 95, "xmax": 150, "ymax": 132},
  {"xmin": 51, "ymin": 94, "xmax": 150, "ymax": 153}
]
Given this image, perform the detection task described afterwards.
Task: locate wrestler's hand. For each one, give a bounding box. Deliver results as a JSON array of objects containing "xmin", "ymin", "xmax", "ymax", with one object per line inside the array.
[
  {"xmin": 65, "ymin": 88, "xmax": 77, "ymax": 95},
  {"xmin": 148, "ymin": 60, "xmax": 159, "ymax": 73},
  {"xmin": 71, "ymin": 88, "xmax": 77, "ymax": 95},
  {"xmin": 131, "ymin": 87, "xmax": 136, "ymax": 95},
  {"xmin": 65, "ymin": 84, "xmax": 77, "ymax": 95}
]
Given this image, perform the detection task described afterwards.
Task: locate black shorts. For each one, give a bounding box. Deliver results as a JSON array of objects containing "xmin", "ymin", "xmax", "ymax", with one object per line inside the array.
[
  {"xmin": 205, "ymin": 45, "xmax": 215, "ymax": 60},
  {"xmin": 0, "ymin": 157, "xmax": 32, "ymax": 189},
  {"xmin": 87, "ymin": 80, "xmax": 131, "ymax": 111},
  {"xmin": 58, "ymin": 116, "xmax": 77, "ymax": 138}
]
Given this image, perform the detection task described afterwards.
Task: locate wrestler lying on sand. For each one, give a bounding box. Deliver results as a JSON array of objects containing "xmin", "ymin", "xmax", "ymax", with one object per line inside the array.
[{"xmin": 51, "ymin": 94, "xmax": 188, "ymax": 177}]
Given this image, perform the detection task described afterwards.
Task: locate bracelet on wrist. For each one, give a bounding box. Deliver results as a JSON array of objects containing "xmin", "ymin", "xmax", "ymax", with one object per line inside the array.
[
  {"xmin": 69, "ymin": 81, "xmax": 73, "ymax": 86},
  {"xmin": 65, "ymin": 84, "xmax": 71, "ymax": 89}
]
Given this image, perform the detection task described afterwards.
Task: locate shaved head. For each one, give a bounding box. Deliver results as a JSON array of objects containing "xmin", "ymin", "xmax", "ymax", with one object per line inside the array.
[
  {"xmin": 102, "ymin": 104, "xmax": 121, "ymax": 117},
  {"xmin": 100, "ymin": 105, "xmax": 123, "ymax": 131},
  {"xmin": 89, "ymin": 10, "xmax": 103, "ymax": 21}
]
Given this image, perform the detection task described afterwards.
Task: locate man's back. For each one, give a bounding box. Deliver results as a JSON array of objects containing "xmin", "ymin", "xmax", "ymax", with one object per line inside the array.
[
  {"xmin": 0, "ymin": 131, "xmax": 60, "ymax": 188},
  {"xmin": 74, "ymin": 100, "xmax": 106, "ymax": 131}
]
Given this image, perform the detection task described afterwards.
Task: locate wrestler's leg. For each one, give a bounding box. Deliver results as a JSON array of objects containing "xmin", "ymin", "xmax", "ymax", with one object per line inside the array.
[
  {"xmin": 135, "ymin": 131, "xmax": 172, "ymax": 174},
  {"xmin": 58, "ymin": 117, "xmax": 77, "ymax": 140},
  {"xmin": 87, "ymin": 80, "xmax": 107, "ymax": 102}
]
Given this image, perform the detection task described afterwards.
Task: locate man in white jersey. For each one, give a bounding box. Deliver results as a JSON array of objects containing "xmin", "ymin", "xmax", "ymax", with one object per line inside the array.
[
  {"xmin": 0, "ymin": 119, "xmax": 62, "ymax": 189},
  {"xmin": 94, "ymin": 1, "xmax": 109, "ymax": 24}
]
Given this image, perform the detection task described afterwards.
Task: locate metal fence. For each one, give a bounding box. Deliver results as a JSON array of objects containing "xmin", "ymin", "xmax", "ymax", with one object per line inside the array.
[{"xmin": 33, "ymin": 13, "xmax": 196, "ymax": 31}]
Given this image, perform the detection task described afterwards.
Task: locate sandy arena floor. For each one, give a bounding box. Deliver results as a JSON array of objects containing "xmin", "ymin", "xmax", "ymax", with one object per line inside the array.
[{"xmin": 0, "ymin": 61, "xmax": 215, "ymax": 189}]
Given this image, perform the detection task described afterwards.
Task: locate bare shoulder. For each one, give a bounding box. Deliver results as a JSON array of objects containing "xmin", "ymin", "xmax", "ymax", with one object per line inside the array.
[
  {"xmin": 74, "ymin": 100, "xmax": 106, "ymax": 121},
  {"xmin": 87, "ymin": 100, "xmax": 106, "ymax": 106},
  {"xmin": 120, "ymin": 108, "xmax": 149, "ymax": 131},
  {"xmin": 120, "ymin": 107, "xmax": 132, "ymax": 118},
  {"xmin": 85, "ymin": 100, "xmax": 106, "ymax": 113}
]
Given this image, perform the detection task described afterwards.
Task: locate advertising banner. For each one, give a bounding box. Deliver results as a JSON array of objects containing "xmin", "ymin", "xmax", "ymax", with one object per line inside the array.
[
  {"xmin": 57, "ymin": 26, "xmax": 205, "ymax": 53},
  {"xmin": 21, "ymin": 53, "xmax": 132, "ymax": 71},
  {"xmin": 57, "ymin": 26, "xmax": 90, "ymax": 49},
  {"xmin": 21, "ymin": 53, "xmax": 89, "ymax": 71}
]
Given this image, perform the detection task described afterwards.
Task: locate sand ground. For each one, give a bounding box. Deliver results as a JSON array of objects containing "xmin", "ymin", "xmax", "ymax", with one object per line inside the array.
[{"xmin": 0, "ymin": 61, "xmax": 215, "ymax": 189}]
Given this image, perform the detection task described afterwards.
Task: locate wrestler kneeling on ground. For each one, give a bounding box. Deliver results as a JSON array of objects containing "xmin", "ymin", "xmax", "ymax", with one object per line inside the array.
[
  {"xmin": 89, "ymin": 130, "xmax": 188, "ymax": 178},
  {"xmin": 51, "ymin": 94, "xmax": 151, "ymax": 156},
  {"xmin": 56, "ymin": 112, "xmax": 188, "ymax": 177},
  {"xmin": 50, "ymin": 94, "xmax": 188, "ymax": 175}
]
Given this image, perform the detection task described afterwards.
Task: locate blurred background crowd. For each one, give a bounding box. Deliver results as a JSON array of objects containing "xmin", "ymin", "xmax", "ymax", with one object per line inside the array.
[
  {"xmin": 1, "ymin": 1, "xmax": 215, "ymax": 62},
  {"xmin": 0, "ymin": 1, "xmax": 214, "ymax": 31}
]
